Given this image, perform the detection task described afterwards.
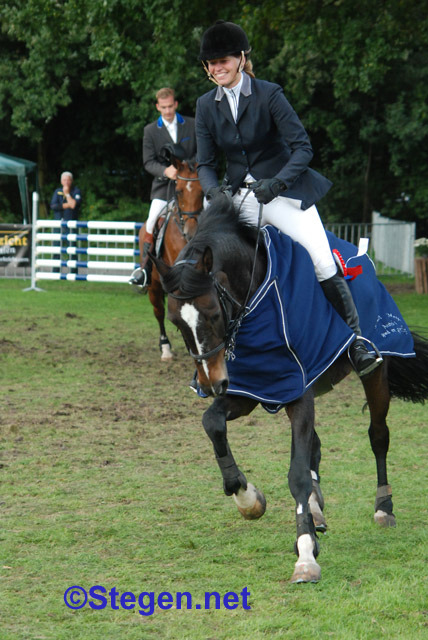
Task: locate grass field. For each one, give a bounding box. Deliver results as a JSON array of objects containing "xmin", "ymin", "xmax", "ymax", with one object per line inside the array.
[{"xmin": 1, "ymin": 277, "xmax": 428, "ymax": 639}]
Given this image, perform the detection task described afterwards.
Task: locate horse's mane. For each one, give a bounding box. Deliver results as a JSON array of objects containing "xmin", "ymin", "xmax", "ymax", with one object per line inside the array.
[
  {"xmin": 184, "ymin": 196, "xmax": 259, "ymax": 254},
  {"xmin": 162, "ymin": 196, "xmax": 261, "ymax": 297}
]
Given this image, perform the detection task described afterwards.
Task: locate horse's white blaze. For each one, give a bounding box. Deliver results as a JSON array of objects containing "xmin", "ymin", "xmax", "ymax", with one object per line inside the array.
[
  {"xmin": 296, "ymin": 503, "xmax": 303, "ymax": 515},
  {"xmin": 296, "ymin": 533, "xmax": 316, "ymax": 564},
  {"xmin": 233, "ymin": 483, "xmax": 257, "ymax": 510},
  {"xmin": 186, "ymin": 181, "xmax": 192, "ymax": 193},
  {"xmin": 180, "ymin": 303, "xmax": 210, "ymax": 378}
]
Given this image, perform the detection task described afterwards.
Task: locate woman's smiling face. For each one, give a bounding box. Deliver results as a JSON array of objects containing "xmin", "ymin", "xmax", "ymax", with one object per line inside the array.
[{"xmin": 207, "ymin": 55, "xmax": 242, "ymax": 88}]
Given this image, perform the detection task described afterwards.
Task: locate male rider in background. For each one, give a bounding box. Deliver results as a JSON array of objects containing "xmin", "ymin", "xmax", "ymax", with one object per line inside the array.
[{"xmin": 129, "ymin": 88, "xmax": 197, "ymax": 288}]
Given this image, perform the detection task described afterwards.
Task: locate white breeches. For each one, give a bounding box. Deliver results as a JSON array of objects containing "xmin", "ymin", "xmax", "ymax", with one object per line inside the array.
[
  {"xmin": 233, "ymin": 190, "xmax": 337, "ymax": 282},
  {"xmin": 145, "ymin": 199, "xmax": 168, "ymax": 235}
]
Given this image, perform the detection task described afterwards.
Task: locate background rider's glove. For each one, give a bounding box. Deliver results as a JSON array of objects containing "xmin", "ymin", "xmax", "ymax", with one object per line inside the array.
[
  {"xmin": 252, "ymin": 178, "xmax": 286, "ymax": 204},
  {"xmin": 206, "ymin": 184, "xmax": 233, "ymax": 202}
]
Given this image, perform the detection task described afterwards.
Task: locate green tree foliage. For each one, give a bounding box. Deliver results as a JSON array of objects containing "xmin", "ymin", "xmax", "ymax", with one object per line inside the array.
[
  {"xmin": 0, "ymin": 0, "xmax": 427, "ymax": 227},
  {"xmin": 242, "ymin": 0, "xmax": 428, "ymax": 223}
]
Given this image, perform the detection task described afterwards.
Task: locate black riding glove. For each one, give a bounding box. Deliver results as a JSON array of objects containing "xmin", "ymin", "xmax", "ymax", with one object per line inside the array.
[
  {"xmin": 252, "ymin": 178, "xmax": 286, "ymax": 204},
  {"xmin": 206, "ymin": 185, "xmax": 233, "ymax": 202}
]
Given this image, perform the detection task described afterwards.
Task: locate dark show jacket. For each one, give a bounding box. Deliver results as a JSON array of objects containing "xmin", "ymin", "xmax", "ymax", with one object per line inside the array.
[
  {"xmin": 195, "ymin": 72, "xmax": 332, "ymax": 210},
  {"xmin": 143, "ymin": 113, "xmax": 197, "ymax": 200},
  {"xmin": 50, "ymin": 186, "xmax": 82, "ymax": 220}
]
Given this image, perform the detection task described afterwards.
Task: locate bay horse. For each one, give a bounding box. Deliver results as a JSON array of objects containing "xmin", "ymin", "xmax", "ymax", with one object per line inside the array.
[
  {"xmin": 153, "ymin": 197, "xmax": 428, "ymax": 583},
  {"xmin": 139, "ymin": 157, "xmax": 203, "ymax": 360}
]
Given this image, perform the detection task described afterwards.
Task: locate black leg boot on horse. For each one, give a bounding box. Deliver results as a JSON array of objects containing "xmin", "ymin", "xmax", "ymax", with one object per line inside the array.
[
  {"xmin": 129, "ymin": 232, "xmax": 154, "ymax": 291},
  {"xmin": 320, "ymin": 272, "xmax": 383, "ymax": 377}
]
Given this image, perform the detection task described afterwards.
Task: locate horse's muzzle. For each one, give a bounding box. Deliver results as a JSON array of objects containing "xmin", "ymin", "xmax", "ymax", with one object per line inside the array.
[{"xmin": 199, "ymin": 376, "xmax": 229, "ymax": 397}]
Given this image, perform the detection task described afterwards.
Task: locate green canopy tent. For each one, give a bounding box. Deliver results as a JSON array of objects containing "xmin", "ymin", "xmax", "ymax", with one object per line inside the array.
[{"xmin": 0, "ymin": 152, "xmax": 39, "ymax": 224}]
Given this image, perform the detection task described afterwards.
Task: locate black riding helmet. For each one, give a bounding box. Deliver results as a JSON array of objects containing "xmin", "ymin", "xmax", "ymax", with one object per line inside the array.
[{"xmin": 199, "ymin": 20, "xmax": 251, "ymax": 61}]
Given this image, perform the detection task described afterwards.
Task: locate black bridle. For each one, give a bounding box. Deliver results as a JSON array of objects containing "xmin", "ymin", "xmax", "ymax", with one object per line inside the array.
[{"xmin": 170, "ymin": 201, "xmax": 263, "ymax": 363}]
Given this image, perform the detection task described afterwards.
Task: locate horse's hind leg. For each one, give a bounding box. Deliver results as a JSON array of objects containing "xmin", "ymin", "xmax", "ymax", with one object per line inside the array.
[
  {"xmin": 286, "ymin": 392, "xmax": 321, "ymax": 583},
  {"xmin": 309, "ymin": 429, "xmax": 327, "ymax": 533},
  {"xmin": 362, "ymin": 362, "xmax": 396, "ymax": 527},
  {"xmin": 202, "ymin": 396, "xmax": 267, "ymax": 520},
  {"xmin": 148, "ymin": 273, "xmax": 173, "ymax": 361}
]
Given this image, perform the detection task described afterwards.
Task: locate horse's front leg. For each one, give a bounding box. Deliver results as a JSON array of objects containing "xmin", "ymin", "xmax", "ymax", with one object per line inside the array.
[
  {"xmin": 202, "ymin": 395, "xmax": 266, "ymax": 520},
  {"xmin": 286, "ymin": 391, "xmax": 321, "ymax": 583},
  {"xmin": 362, "ymin": 362, "xmax": 396, "ymax": 527}
]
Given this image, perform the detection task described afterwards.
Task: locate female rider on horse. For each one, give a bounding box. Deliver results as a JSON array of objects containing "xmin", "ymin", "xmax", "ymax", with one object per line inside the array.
[{"xmin": 195, "ymin": 20, "xmax": 382, "ymax": 377}]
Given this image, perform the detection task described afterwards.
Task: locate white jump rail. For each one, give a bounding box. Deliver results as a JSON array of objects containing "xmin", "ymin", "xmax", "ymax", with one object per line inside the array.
[{"xmin": 33, "ymin": 213, "xmax": 143, "ymax": 284}]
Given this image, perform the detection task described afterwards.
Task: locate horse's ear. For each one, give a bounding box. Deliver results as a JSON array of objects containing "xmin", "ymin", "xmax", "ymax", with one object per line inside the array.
[
  {"xmin": 150, "ymin": 254, "xmax": 170, "ymax": 278},
  {"xmin": 202, "ymin": 246, "xmax": 213, "ymax": 273},
  {"xmin": 172, "ymin": 157, "xmax": 183, "ymax": 170}
]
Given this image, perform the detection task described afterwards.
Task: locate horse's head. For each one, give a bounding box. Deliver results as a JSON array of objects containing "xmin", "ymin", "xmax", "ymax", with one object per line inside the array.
[
  {"xmin": 153, "ymin": 247, "xmax": 231, "ymax": 397},
  {"xmin": 152, "ymin": 199, "xmax": 266, "ymax": 397},
  {"xmin": 174, "ymin": 160, "xmax": 204, "ymax": 241}
]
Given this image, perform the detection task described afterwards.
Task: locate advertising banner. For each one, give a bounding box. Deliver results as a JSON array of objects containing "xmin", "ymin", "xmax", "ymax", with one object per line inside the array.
[{"xmin": 0, "ymin": 224, "xmax": 32, "ymax": 266}]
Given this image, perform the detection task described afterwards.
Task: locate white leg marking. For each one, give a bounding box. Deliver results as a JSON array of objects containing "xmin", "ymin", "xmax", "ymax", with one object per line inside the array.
[
  {"xmin": 297, "ymin": 533, "xmax": 316, "ymax": 564},
  {"xmin": 180, "ymin": 303, "xmax": 210, "ymax": 378},
  {"xmin": 296, "ymin": 503, "xmax": 303, "ymax": 515},
  {"xmin": 160, "ymin": 343, "xmax": 173, "ymax": 361},
  {"xmin": 309, "ymin": 491, "xmax": 324, "ymax": 524},
  {"xmin": 311, "ymin": 470, "xmax": 318, "ymax": 481}
]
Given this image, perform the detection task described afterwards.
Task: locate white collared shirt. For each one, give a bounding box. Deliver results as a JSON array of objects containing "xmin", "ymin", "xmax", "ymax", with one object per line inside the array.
[
  {"xmin": 163, "ymin": 115, "xmax": 177, "ymax": 143},
  {"xmin": 223, "ymin": 74, "xmax": 244, "ymax": 123},
  {"xmin": 220, "ymin": 73, "xmax": 255, "ymax": 184}
]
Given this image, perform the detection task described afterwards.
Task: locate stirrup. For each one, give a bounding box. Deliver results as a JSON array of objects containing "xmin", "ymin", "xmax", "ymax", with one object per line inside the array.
[
  {"xmin": 128, "ymin": 267, "xmax": 148, "ymax": 289},
  {"xmin": 348, "ymin": 336, "xmax": 383, "ymax": 377}
]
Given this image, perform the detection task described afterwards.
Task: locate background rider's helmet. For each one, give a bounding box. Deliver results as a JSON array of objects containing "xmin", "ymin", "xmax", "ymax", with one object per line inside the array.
[{"xmin": 199, "ymin": 20, "xmax": 251, "ymax": 61}]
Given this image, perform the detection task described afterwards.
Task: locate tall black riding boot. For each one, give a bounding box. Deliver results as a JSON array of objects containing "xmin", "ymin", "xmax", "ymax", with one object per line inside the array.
[
  {"xmin": 320, "ymin": 273, "xmax": 383, "ymax": 377},
  {"xmin": 128, "ymin": 241, "xmax": 153, "ymax": 288}
]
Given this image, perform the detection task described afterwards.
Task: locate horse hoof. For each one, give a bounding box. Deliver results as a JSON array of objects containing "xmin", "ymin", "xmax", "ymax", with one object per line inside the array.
[
  {"xmin": 290, "ymin": 561, "xmax": 321, "ymax": 584},
  {"xmin": 233, "ymin": 483, "xmax": 267, "ymax": 520},
  {"xmin": 314, "ymin": 520, "xmax": 327, "ymax": 534},
  {"xmin": 374, "ymin": 510, "xmax": 396, "ymax": 527}
]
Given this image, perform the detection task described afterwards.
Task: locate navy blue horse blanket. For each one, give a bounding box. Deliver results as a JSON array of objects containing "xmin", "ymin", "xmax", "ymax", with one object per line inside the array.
[{"xmin": 221, "ymin": 225, "xmax": 414, "ymax": 411}]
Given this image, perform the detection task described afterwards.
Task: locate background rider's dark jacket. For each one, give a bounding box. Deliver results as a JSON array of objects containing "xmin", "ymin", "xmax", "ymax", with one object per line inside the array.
[
  {"xmin": 143, "ymin": 113, "xmax": 197, "ymax": 201},
  {"xmin": 50, "ymin": 186, "xmax": 82, "ymax": 220},
  {"xmin": 196, "ymin": 72, "xmax": 332, "ymax": 210}
]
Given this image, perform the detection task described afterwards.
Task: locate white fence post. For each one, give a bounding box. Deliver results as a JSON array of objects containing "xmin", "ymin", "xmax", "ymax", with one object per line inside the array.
[{"xmin": 23, "ymin": 192, "xmax": 45, "ymax": 292}]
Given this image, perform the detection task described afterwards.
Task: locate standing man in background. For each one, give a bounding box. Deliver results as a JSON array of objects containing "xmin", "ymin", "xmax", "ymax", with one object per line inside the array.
[
  {"xmin": 50, "ymin": 171, "xmax": 82, "ymax": 274},
  {"xmin": 50, "ymin": 171, "xmax": 82, "ymax": 220},
  {"xmin": 129, "ymin": 87, "xmax": 196, "ymax": 288}
]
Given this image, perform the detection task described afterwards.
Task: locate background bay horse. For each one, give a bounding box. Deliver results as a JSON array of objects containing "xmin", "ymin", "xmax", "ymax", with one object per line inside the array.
[
  {"xmin": 139, "ymin": 157, "xmax": 203, "ymax": 360},
  {"xmin": 154, "ymin": 197, "xmax": 428, "ymax": 583}
]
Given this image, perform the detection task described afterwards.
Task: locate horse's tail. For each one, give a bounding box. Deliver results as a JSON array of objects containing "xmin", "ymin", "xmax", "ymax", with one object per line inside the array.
[{"xmin": 388, "ymin": 331, "xmax": 428, "ymax": 403}]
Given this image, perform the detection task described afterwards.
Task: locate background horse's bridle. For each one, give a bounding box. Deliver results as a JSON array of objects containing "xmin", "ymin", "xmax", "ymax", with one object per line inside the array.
[{"xmin": 174, "ymin": 173, "xmax": 203, "ymax": 220}]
